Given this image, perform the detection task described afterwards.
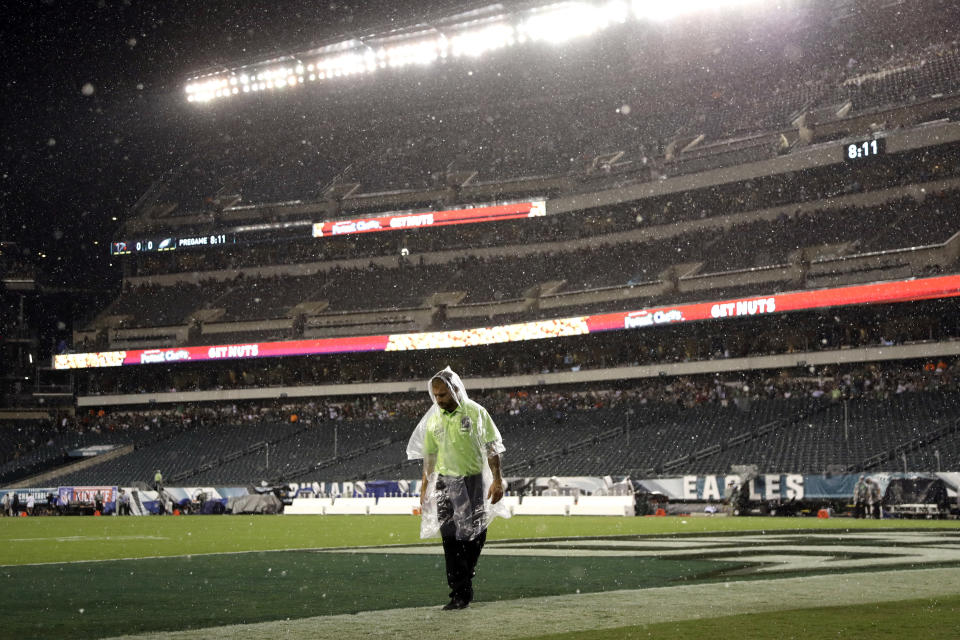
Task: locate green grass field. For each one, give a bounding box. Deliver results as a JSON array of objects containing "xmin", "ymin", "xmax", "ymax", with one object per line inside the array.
[
  {"xmin": 1, "ymin": 515, "xmax": 959, "ymax": 639},
  {"xmin": 525, "ymin": 595, "xmax": 960, "ymax": 640},
  {"xmin": 3, "ymin": 514, "xmax": 958, "ymax": 565}
]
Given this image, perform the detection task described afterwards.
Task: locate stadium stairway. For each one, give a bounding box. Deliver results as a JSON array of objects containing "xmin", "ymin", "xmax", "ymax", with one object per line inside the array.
[
  {"xmin": 52, "ymin": 419, "xmax": 291, "ymax": 487},
  {"xmin": 281, "ymin": 420, "xmax": 411, "ymax": 483},
  {"xmin": 174, "ymin": 418, "xmax": 321, "ymax": 485},
  {"xmin": 4, "ymin": 444, "xmax": 134, "ymax": 489},
  {"xmin": 855, "ymin": 415, "xmax": 960, "ymax": 473},
  {"xmin": 317, "ymin": 393, "xmax": 960, "ymax": 482}
]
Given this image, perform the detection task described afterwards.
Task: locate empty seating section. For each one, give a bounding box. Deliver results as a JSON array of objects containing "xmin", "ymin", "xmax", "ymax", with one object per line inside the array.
[
  {"xmin": 17, "ymin": 391, "xmax": 958, "ymax": 487},
  {"xmin": 217, "ymin": 275, "xmax": 325, "ymax": 322},
  {"xmin": 181, "ymin": 418, "xmax": 412, "ymax": 485},
  {"xmin": 7, "ymin": 386, "xmax": 960, "ymax": 487},
  {"xmin": 283, "ymin": 420, "xmax": 413, "ymax": 483},
  {"xmin": 0, "ymin": 416, "xmax": 184, "ymax": 484},
  {"xmin": 721, "ymin": 393, "xmax": 960, "ymax": 473},
  {"xmin": 111, "ymin": 280, "xmax": 233, "ymax": 328},
  {"xmin": 904, "ymin": 427, "xmax": 960, "ymax": 471},
  {"xmin": 53, "ymin": 421, "xmax": 298, "ymax": 487},
  {"xmin": 839, "ymin": 49, "xmax": 960, "ymax": 112}
]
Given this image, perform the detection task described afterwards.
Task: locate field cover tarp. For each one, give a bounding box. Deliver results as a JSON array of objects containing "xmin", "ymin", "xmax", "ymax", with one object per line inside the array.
[
  {"xmin": 229, "ymin": 493, "xmax": 282, "ymax": 514},
  {"xmin": 883, "ymin": 476, "xmax": 950, "ymax": 507},
  {"xmin": 227, "ymin": 493, "xmax": 283, "ymax": 513}
]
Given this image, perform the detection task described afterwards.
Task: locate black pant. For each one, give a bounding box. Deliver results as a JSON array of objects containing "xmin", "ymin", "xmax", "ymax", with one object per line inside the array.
[{"xmin": 437, "ymin": 474, "xmax": 487, "ymax": 602}]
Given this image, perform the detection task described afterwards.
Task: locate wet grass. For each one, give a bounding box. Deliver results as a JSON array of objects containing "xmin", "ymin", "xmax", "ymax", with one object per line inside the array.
[
  {"xmin": 0, "ymin": 551, "xmax": 734, "ymax": 640},
  {"xmin": 1, "ymin": 515, "xmax": 958, "ymax": 638},
  {"xmin": 2, "ymin": 514, "xmax": 958, "ymax": 566},
  {"xmin": 524, "ymin": 593, "xmax": 960, "ymax": 640}
]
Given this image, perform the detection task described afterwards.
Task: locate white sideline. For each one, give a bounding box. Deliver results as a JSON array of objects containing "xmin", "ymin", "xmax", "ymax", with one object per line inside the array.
[{"xmin": 101, "ymin": 566, "xmax": 960, "ymax": 640}]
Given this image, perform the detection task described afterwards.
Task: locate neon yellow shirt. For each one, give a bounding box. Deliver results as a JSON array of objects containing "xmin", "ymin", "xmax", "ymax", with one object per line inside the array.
[{"xmin": 424, "ymin": 401, "xmax": 498, "ymax": 476}]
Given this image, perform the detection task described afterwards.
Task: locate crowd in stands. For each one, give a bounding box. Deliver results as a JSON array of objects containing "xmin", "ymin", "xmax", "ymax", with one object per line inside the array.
[
  {"xmin": 127, "ymin": 0, "xmax": 959, "ymax": 220},
  {"xmin": 79, "ymin": 294, "xmax": 960, "ymax": 396},
  {"xmin": 101, "ymin": 179, "xmax": 960, "ymax": 329},
  {"xmin": 4, "ymin": 358, "xmax": 958, "ymax": 485},
  {"xmin": 127, "ymin": 138, "xmax": 960, "ymax": 281}
]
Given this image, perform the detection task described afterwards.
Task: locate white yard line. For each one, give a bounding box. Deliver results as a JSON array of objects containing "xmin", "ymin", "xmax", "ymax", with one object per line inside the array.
[
  {"xmin": 0, "ymin": 543, "xmax": 432, "ymax": 569},
  {"xmin": 6, "ymin": 535, "xmax": 170, "ymax": 543},
  {"xmin": 328, "ymin": 540, "xmax": 960, "ymax": 573}
]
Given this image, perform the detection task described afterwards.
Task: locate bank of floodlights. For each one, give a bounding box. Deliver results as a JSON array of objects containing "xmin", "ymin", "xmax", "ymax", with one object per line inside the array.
[{"xmin": 184, "ymin": 0, "xmax": 762, "ymax": 104}]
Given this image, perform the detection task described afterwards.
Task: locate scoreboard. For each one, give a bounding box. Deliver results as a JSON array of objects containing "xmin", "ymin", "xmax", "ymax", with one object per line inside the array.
[
  {"xmin": 110, "ymin": 233, "xmax": 236, "ymax": 256},
  {"xmin": 109, "ymin": 200, "xmax": 546, "ymax": 257},
  {"xmin": 843, "ymin": 137, "xmax": 886, "ymax": 163},
  {"xmin": 54, "ymin": 274, "xmax": 960, "ymax": 370}
]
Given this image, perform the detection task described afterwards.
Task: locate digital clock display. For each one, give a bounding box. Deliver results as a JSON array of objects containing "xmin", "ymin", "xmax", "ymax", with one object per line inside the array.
[
  {"xmin": 844, "ymin": 137, "xmax": 886, "ymax": 162},
  {"xmin": 110, "ymin": 233, "xmax": 236, "ymax": 256}
]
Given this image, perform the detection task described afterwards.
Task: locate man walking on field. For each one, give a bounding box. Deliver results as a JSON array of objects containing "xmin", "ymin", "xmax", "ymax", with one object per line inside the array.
[{"xmin": 407, "ymin": 367, "xmax": 509, "ymax": 610}]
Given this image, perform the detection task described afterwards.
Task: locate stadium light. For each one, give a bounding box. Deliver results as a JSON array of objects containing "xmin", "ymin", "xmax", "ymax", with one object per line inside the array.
[
  {"xmin": 184, "ymin": 0, "xmax": 761, "ymax": 104},
  {"xmin": 632, "ymin": 0, "xmax": 763, "ymax": 22},
  {"xmin": 450, "ymin": 23, "xmax": 515, "ymax": 57},
  {"xmin": 518, "ymin": 2, "xmax": 628, "ymax": 44}
]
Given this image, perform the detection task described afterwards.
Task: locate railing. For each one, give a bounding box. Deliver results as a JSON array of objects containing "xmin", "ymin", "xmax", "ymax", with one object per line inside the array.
[{"xmin": 851, "ymin": 417, "xmax": 960, "ymax": 472}]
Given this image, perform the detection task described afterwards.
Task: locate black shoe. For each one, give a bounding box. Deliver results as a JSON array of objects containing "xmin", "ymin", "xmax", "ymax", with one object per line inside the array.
[{"xmin": 442, "ymin": 598, "xmax": 469, "ymax": 610}]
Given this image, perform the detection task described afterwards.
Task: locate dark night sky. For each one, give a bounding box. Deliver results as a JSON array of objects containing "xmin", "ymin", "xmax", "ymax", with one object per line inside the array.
[{"xmin": 1, "ymin": 0, "xmax": 474, "ymax": 288}]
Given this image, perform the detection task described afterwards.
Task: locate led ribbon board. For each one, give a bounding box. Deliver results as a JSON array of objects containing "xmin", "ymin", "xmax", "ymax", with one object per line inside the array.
[
  {"xmin": 311, "ymin": 201, "xmax": 546, "ymax": 238},
  {"xmin": 54, "ymin": 274, "xmax": 960, "ymax": 369}
]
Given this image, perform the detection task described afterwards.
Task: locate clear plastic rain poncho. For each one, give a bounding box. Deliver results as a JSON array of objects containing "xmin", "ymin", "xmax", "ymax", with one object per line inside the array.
[{"xmin": 407, "ymin": 367, "xmax": 510, "ymax": 540}]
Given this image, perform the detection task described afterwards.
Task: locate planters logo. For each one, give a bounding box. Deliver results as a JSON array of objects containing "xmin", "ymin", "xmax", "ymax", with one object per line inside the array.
[
  {"xmin": 140, "ymin": 349, "xmax": 191, "ymax": 364},
  {"xmin": 624, "ymin": 309, "xmax": 684, "ymax": 329}
]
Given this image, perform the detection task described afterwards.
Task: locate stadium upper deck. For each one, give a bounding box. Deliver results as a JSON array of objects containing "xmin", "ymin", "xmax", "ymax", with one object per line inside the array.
[
  {"xmin": 60, "ymin": 0, "xmax": 960, "ymax": 385},
  {"xmin": 115, "ymin": 0, "xmax": 960, "ymax": 227},
  {"xmin": 83, "ymin": 137, "xmax": 960, "ymax": 349}
]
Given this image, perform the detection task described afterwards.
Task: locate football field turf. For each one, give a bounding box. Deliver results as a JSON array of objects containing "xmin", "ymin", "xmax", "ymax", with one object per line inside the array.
[{"xmin": 2, "ymin": 515, "xmax": 960, "ymax": 639}]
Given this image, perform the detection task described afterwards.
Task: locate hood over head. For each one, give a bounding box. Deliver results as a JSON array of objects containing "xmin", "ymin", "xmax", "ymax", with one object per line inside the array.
[{"xmin": 428, "ymin": 366, "xmax": 468, "ymax": 407}]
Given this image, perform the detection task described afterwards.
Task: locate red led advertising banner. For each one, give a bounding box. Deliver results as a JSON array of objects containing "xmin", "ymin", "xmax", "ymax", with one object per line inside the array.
[
  {"xmin": 311, "ymin": 200, "xmax": 546, "ymax": 238},
  {"xmin": 54, "ymin": 274, "xmax": 960, "ymax": 370}
]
